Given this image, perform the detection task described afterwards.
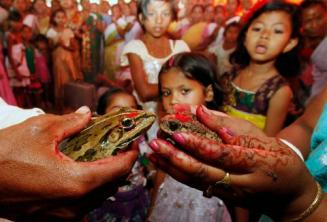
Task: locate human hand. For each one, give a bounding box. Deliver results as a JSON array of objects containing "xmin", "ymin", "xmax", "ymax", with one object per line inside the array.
[
  {"xmin": 149, "ymin": 105, "xmax": 321, "ymax": 221},
  {"xmin": 0, "ymin": 107, "xmax": 138, "ymax": 221}
]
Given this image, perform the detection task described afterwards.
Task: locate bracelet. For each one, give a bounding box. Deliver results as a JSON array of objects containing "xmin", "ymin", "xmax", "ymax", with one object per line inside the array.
[{"xmin": 288, "ymin": 181, "xmax": 323, "ymax": 222}]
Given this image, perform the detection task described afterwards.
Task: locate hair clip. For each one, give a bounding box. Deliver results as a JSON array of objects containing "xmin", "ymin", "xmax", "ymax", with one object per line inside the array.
[{"xmin": 168, "ymin": 56, "xmax": 175, "ymax": 67}]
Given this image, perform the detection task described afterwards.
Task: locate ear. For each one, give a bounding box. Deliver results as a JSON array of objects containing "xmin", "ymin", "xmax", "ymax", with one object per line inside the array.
[
  {"xmin": 205, "ymin": 84, "xmax": 214, "ymax": 103},
  {"xmin": 283, "ymin": 38, "xmax": 298, "ymax": 53}
]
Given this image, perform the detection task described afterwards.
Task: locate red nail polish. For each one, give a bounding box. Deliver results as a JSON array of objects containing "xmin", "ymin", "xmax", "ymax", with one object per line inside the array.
[
  {"xmin": 149, "ymin": 140, "xmax": 160, "ymax": 151},
  {"xmin": 172, "ymin": 133, "xmax": 186, "ymax": 144}
]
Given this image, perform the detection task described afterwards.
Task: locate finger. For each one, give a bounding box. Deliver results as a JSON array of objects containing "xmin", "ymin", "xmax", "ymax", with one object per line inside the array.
[
  {"xmin": 149, "ymin": 139, "xmax": 226, "ymax": 188},
  {"xmin": 52, "ymin": 107, "xmax": 92, "ymax": 141},
  {"xmin": 171, "ymin": 132, "xmax": 277, "ymax": 171},
  {"xmin": 73, "ymin": 149, "xmax": 138, "ymax": 190}
]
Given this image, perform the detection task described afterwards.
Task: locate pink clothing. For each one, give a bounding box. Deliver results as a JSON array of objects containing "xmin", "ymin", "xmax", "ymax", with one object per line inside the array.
[{"xmin": 0, "ymin": 44, "xmax": 17, "ymax": 106}]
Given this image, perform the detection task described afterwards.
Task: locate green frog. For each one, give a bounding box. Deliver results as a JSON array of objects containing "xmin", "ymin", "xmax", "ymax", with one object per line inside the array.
[
  {"xmin": 59, "ymin": 107, "xmax": 156, "ymax": 162},
  {"xmin": 159, "ymin": 112, "xmax": 222, "ymax": 142}
]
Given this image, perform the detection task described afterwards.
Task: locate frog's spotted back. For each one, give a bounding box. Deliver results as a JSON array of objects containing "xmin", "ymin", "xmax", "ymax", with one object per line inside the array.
[
  {"xmin": 159, "ymin": 112, "xmax": 221, "ymax": 143},
  {"xmin": 59, "ymin": 107, "xmax": 156, "ymax": 162}
]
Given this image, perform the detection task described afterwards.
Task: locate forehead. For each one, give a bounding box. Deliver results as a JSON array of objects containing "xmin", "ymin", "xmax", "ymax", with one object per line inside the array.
[
  {"xmin": 107, "ymin": 93, "xmax": 137, "ymax": 107},
  {"xmin": 146, "ymin": 0, "xmax": 171, "ymax": 12},
  {"xmin": 302, "ymin": 4, "xmax": 326, "ymax": 17},
  {"xmin": 252, "ymin": 11, "xmax": 291, "ymax": 26},
  {"xmin": 161, "ymin": 69, "xmax": 200, "ymax": 87}
]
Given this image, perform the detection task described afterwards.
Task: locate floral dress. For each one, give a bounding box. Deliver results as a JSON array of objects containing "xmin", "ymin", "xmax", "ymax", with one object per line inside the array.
[{"xmin": 222, "ymin": 73, "xmax": 288, "ymax": 129}]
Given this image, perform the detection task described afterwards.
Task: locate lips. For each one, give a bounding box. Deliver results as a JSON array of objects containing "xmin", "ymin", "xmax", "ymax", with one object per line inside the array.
[{"xmin": 255, "ymin": 44, "xmax": 267, "ymax": 54}]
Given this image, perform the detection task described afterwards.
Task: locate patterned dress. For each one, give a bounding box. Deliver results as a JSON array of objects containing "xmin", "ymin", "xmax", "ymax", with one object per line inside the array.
[{"xmin": 222, "ymin": 73, "xmax": 288, "ymax": 129}]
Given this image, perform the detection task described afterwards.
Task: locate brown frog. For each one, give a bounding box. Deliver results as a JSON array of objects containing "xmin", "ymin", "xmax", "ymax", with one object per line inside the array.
[
  {"xmin": 159, "ymin": 112, "xmax": 222, "ymax": 142},
  {"xmin": 59, "ymin": 107, "xmax": 156, "ymax": 162}
]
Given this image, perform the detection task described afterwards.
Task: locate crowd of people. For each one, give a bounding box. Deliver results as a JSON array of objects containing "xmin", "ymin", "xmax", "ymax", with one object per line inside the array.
[{"xmin": 0, "ymin": 0, "xmax": 327, "ymax": 221}]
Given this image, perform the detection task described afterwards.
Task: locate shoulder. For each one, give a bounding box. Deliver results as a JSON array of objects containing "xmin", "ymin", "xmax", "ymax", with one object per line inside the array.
[
  {"xmin": 172, "ymin": 39, "xmax": 191, "ymax": 53},
  {"xmin": 121, "ymin": 40, "xmax": 148, "ymax": 66}
]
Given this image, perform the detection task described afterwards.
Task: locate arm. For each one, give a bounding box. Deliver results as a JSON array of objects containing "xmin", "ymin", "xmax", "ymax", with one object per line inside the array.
[
  {"xmin": 127, "ymin": 53, "xmax": 159, "ymax": 102},
  {"xmin": 7, "ymin": 36, "xmax": 23, "ymax": 80},
  {"xmin": 277, "ymin": 83, "xmax": 327, "ymax": 158},
  {"xmin": 264, "ymin": 85, "xmax": 293, "ymax": 136}
]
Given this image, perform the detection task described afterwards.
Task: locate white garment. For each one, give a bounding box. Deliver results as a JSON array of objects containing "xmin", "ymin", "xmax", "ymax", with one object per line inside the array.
[
  {"xmin": 6, "ymin": 43, "xmax": 31, "ymax": 87},
  {"xmin": 46, "ymin": 28, "xmax": 75, "ymax": 47},
  {"xmin": 0, "ymin": 98, "xmax": 44, "ymax": 129},
  {"xmin": 121, "ymin": 39, "xmax": 190, "ymax": 141},
  {"xmin": 214, "ymin": 41, "xmax": 235, "ymax": 77},
  {"xmin": 309, "ymin": 36, "xmax": 327, "ymax": 100}
]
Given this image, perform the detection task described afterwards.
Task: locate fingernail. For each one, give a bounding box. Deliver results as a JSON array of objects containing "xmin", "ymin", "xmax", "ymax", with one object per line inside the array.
[
  {"xmin": 149, "ymin": 140, "xmax": 160, "ymax": 152},
  {"xmin": 172, "ymin": 133, "xmax": 186, "ymax": 144},
  {"xmin": 219, "ymin": 127, "xmax": 235, "ymax": 136},
  {"xmin": 75, "ymin": 106, "xmax": 90, "ymax": 114}
]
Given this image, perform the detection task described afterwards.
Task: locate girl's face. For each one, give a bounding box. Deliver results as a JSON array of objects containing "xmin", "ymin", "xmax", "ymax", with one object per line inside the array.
[
  {"xmin": 112, "ymin": 5, "xmax": 121, "ymax": 19},
  {"xmin": 160, "ymin": 68, "xmax": 211, "ymax": 113},
  {"xmin": 226, "ymin": 0, "xmax": 238, "ymax": 16},
  {"xmin": 22, "ymin": 26, "xmax": 33, "ymax": 41},
  {"xmin": 105, "ymin": 93, "xmax": 137, "ymax": 114},
  {"xmin": 60, "ymin": 0, "xmax": 74, "ymax": 10},
  {"xmin": 14, "ymin": 0, "xmax": 27, "ymax": 13},
  {"xmin": 54, "ymin": 11, "xmax": 66, "ymax": 26},
  {"xmin": 10, "ymin": 20, "xmax": 23, "ymax": 31},
  {"xmin": 244, "ymin": 11, "xmax": 298, "ymax": 63},
  {"xmin": 215, "ymin": 6, "xmax": 226, "ymax": 24},
  {"xmin": 140, "ymin": 1, "xmax": 172, "ymax": 38},
  {"xmin": 225, "ymin": 25, "xmax": 240, "ymax": 44},
  {"xmin": 190, "ymin": 6, "xmax": 203, "ymax": 24}
]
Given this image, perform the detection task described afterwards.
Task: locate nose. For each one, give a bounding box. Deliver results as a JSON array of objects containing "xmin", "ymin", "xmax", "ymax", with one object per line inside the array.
[
  {"xmin": 155, "ymin": 14, "xmax": 163, "ymax": 24},
  {"xmin": 260, "ymin": 29, "xmax": 270, "ymax": 39},
  {"xmin": 170, "ymin": 91, "xmax": 181, "ymax": 106}
]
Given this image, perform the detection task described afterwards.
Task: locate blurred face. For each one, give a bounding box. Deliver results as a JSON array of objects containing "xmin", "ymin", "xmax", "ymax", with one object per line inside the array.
[
  {"xmin": 244, "ymin": 11, "xmax": 297, "ymax": 63},
  {"xmin": 54, "ymin": 11, "xmax": 66, "ymax": 26},
  {"xmin": 140, "ymin": 1, "xmax": 172, "ymax": 38},
  {"xmin": 81, "ymin": 0, "xmax": 90, "ymax": 10},
  {"xmin": 22, "ymin": 26, "xmax": 33, "ymax": 41},
  {"xmin": 122, "ymin": 3, "xmax": 131, "ymax": 16},
  {"xmin": 111, "ymin": 5, "xmax": 121, "ymax": 19},
  {"xmin": 14, "ymin": 0, "xmax": 27, "ymax": 13},
  {"xmin": 226, "ymin": 0, "xmax": 238, "ymax": 16},
  {"xmin": 190, "ymin": 5, "xmax": 203, "ymax": 24},
  {"xmin": 215, "ymin": 6, "xmax": 226, "ymax": 24},
  {"xmin": 105, "ymin": 93, "xmax": 137, "ymax": 114},
  {"xmin": 60, "ymin": 0, "xmax": 74, "ymax": 10},
  {"xmin": 204, "ymin": 5, "xmax": 215, "ymax": 22},
  {"xmin": 100, "ymin": 1, "xmax": 110, "ymax": 14},
  {"xmin": 51, "ymin": 0, "xmax": 61, "ymax": 11},
  {"xmin": 90, "ymin": 3, "xmax": 98, "ymax": 13},
  {"xmin": 225, "ymin": 25, "xmax": 240, "ymax": 44},
  {"xmin": 160, "ymin": 68, "xmax": 210, "ymax": 113},
  {"xmin": 301, "ymin": 4, "xmax": 327, "ymax": 39},
  {"xmin": 33, "ymin": 0, "xmax": 47, "ymax": 14},
  {"xmin": 241, "ymin": 0, "xmax": 253, "ymax": 11},
  {"xmin": 129, "ymin": 1, "xmax": 137, "ymax": 16}
]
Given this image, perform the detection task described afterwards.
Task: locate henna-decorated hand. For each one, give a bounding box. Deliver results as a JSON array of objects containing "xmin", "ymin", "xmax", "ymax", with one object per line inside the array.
[
  {"xmin": 0, "ymin": 107, "xmax": 138, "ymax": 221},
  {"xmin": 149, "ymin": 105, "xmax": 323, "ymax": 221}
]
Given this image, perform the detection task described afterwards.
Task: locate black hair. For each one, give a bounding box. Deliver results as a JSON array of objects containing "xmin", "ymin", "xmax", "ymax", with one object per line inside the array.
[
  {"xmin": 33, "ymin": 34, "xmax": 49, "ymax": 44},
  {"xmin": 50, "ymin": 8, "xmax": 65, "ymax": 26},
  {"xmin": 300, "ymin": 0, "xmax": 326, "ymax": 12},
  {"xmin": 230, "ymin": 0, "xmax": 302, "ymax": 78},
  {"xmin": 96, "ymin": 87, "xmax": 138, "ymax": 115},
  {"xmin": 159, "ymin": 52, "xmax": 224, "ymax": 110},
  {"xmin": 8, "ymin": 9, "xmax": 22, "ymax": 22},
  {"xmin": 137, "ymin": 0, "xmax": 176, "ymax": 21}
]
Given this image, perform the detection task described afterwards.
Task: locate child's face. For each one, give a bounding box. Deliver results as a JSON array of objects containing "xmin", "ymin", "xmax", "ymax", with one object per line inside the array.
[
  {"xmin": 224, "ymin": 25, "xmax": 240, "ymax": 44},
  {"xmin": 60, "ymin": 0, "xmax": 74, "ymax": 10},
  {"xmin": 160, "ymin": 68, "xmax": 210, "ymax": 113},
  {"xmin": 140, "ymin": 1, "xmax": 172, "ymax": 38},
  {"xmin": 112, "ymin": 5, "xmax": 121, "ymax": 19},
  {"xmin": 33, "ymin": 0, "xmax": 47, "ymax": 14},
  {"xmin": 10, "ymin": 20, "xmax": 23, "ymax": 31},
  {"xmin": 14, "ymin": 0, "xmax": 27, "ymax": 13},
  {"xmin": 105, "ymin": 93, "xmax": 137, "ymax": 114},
  {"xmin": 244, "ymin": 11, "xmax": 297, "ymax": 63},
  {"xmin": 226, "ymin": 0, "xmax": 238, "ymax": 16},
  {"xmin": 204, "ymin": 5, "xmax": 215, "ymax": 22},
  {"xmin": 54, "ymin": 11, "xmax": 66, "ymax": 26}
]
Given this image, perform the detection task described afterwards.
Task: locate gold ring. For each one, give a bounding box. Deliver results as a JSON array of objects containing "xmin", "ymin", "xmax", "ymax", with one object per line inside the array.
[
  {"xmin": 203, "ymin": 172, "xmax": 231, "ymax": 198},
  {"xmin": 215, "ymin": 172, "xmax": 231, "ymax": 187}
]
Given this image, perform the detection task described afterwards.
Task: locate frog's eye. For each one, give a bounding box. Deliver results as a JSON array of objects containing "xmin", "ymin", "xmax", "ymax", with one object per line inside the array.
[
  {"xmin": 168, "ymin": 121, "xmax": 181, "ymax": 132},
  {"xmin": 121, "ymin": 118, "xmax": 135, "ymax": 130}
]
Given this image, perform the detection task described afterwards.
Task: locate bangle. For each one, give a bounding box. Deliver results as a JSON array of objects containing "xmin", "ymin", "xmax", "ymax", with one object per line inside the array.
[{"xmin": 289, "ymin": 181, "xmax": 323, "ymax": 222}]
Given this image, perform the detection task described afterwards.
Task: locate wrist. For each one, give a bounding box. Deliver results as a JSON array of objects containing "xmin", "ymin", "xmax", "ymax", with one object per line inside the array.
[{"xmin": 279, "ymin": 181, "xmax": 324, "ymax": 222}]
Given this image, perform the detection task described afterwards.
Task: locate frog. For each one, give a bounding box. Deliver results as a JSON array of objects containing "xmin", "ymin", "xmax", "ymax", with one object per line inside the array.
[
  {"xmin": 159, "ymin": 112, "xmax": 222, "ymax": 143},
  {"xmin": 59, "ymin": 107, "xmax": 156, "ymax": 162}
]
